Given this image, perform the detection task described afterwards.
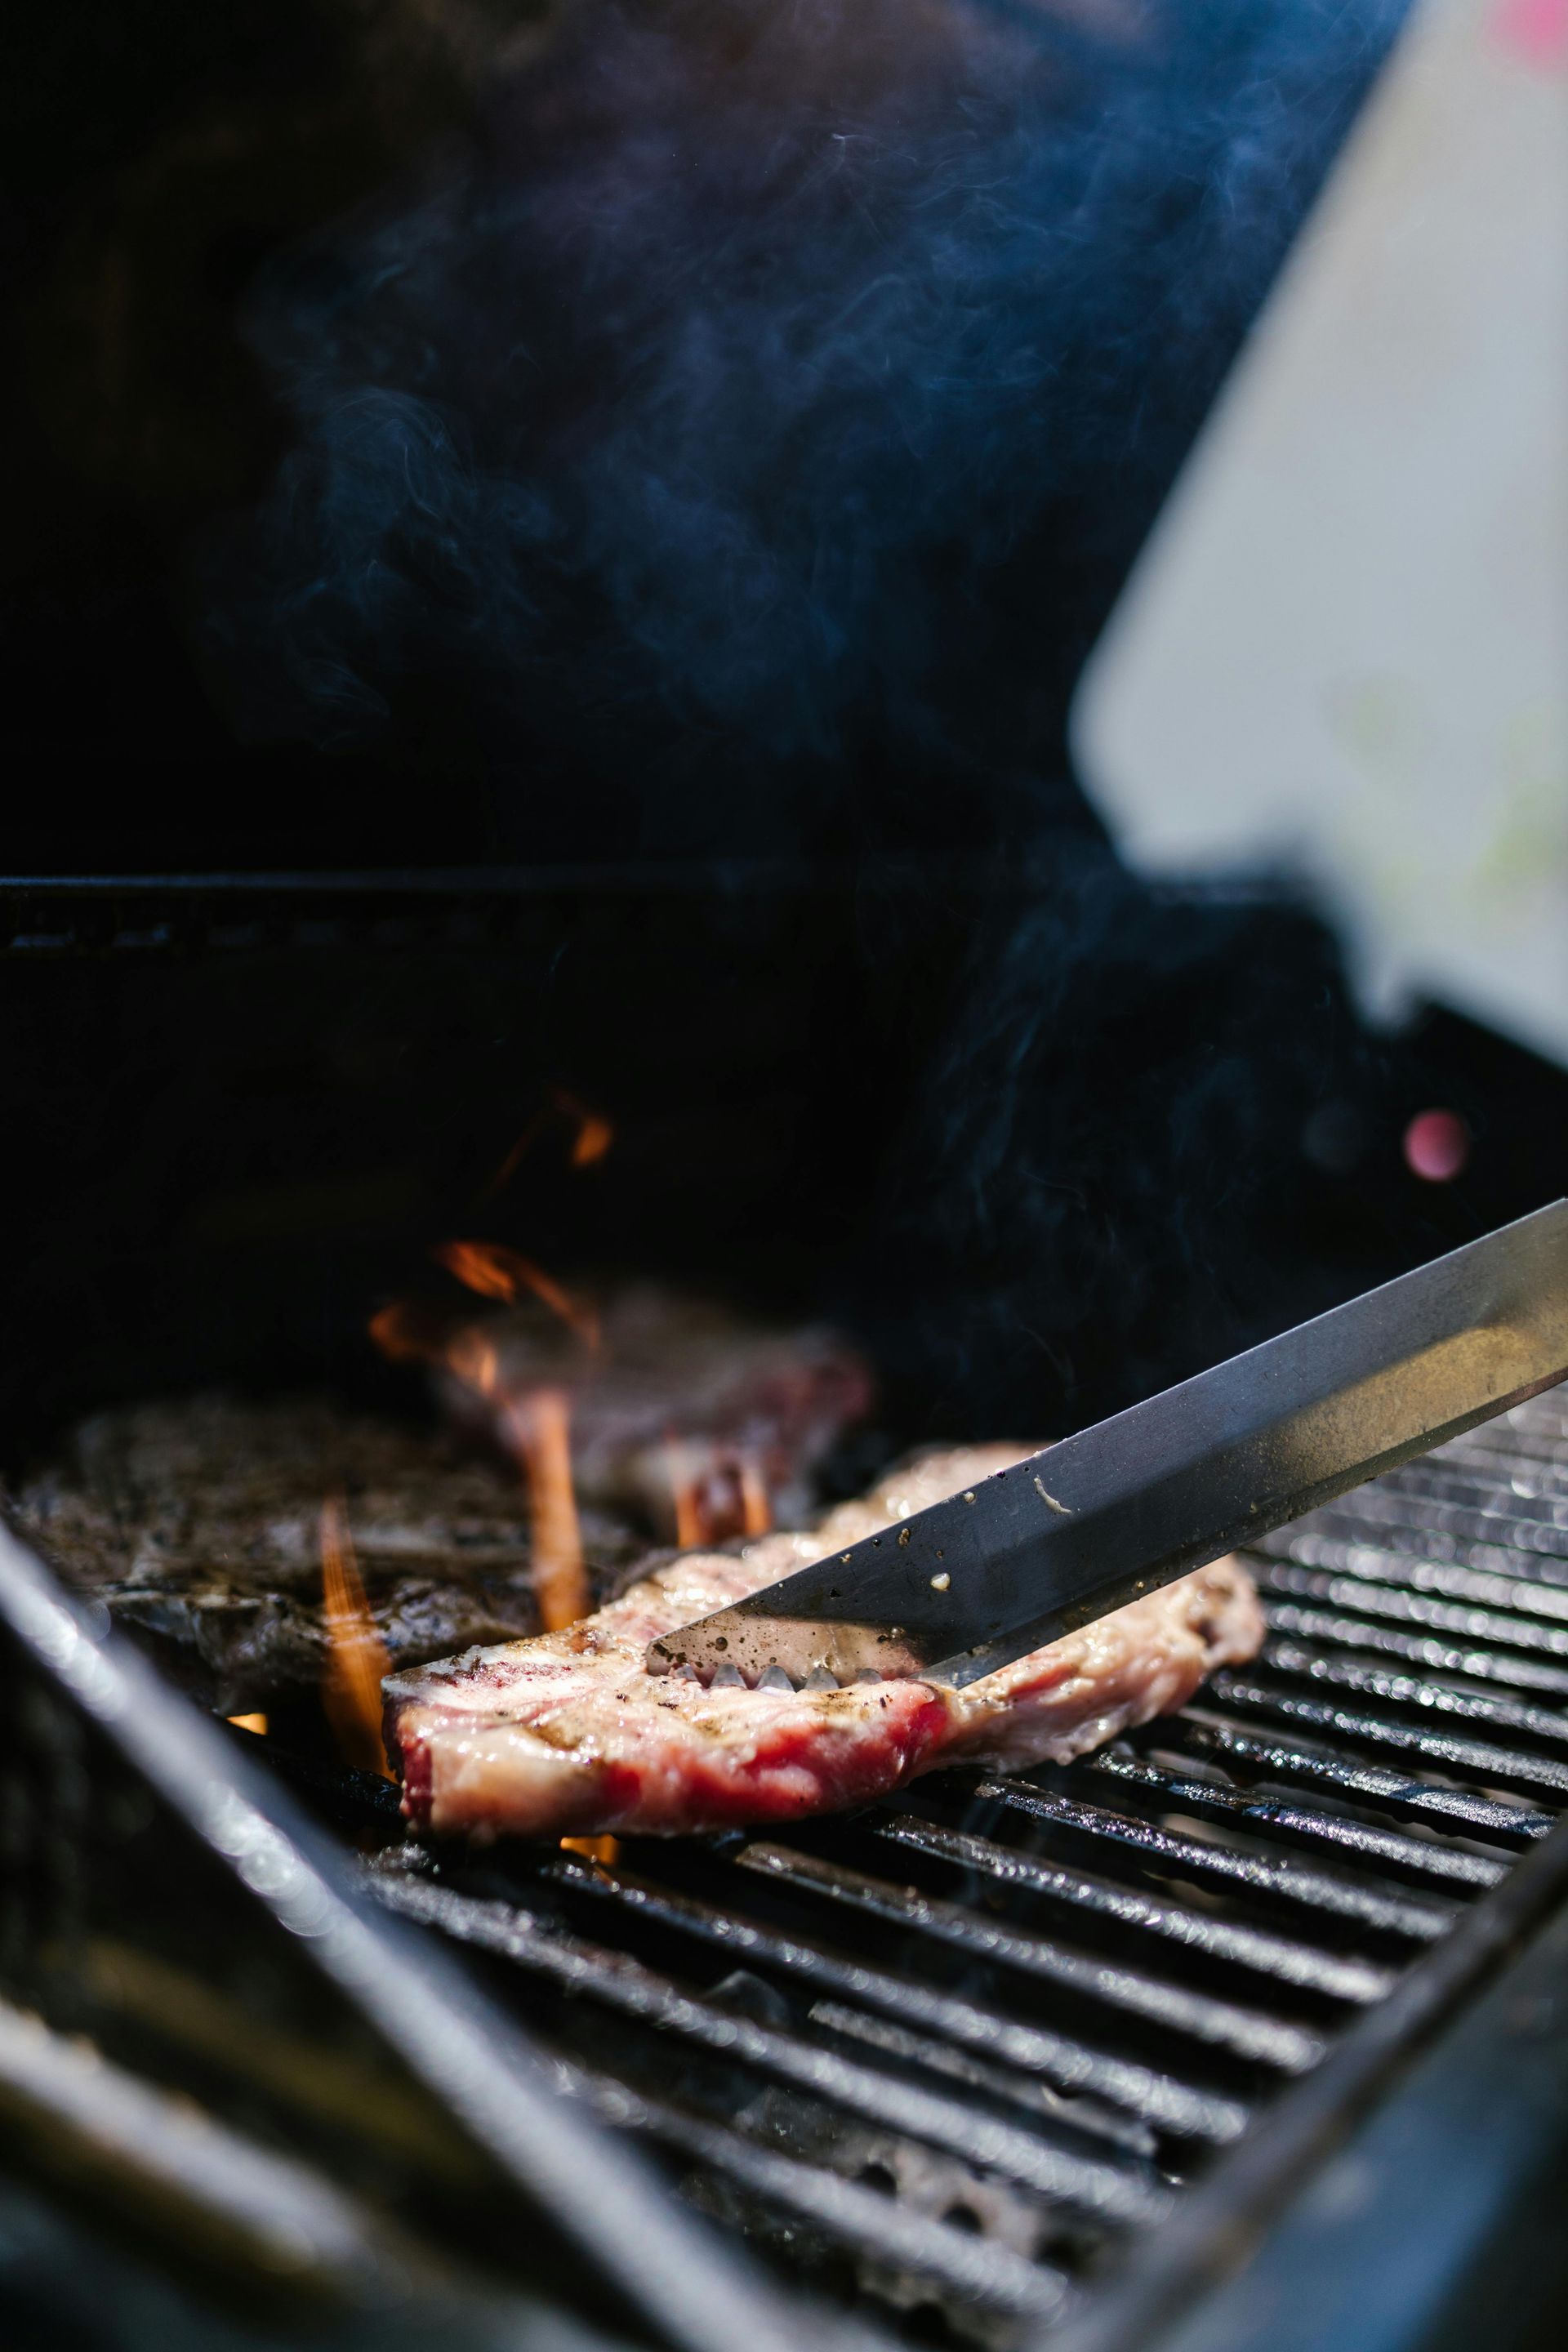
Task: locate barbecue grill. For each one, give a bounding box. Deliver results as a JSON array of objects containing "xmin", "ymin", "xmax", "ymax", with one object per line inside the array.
[
  {"xmin": 9, "ymin": 1334, "xmax": 1568, "ymax": 2351},
  {"xmin": 10, "ymin": 0, "xmax": 1567, "ymax": 2339},
  {"xmin": 8, "ymin": 871, "xmax": 1568, "ymax": 2352}
]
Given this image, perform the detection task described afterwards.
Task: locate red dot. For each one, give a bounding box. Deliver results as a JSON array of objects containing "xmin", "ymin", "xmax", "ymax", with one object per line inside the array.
[{"xmin": 1403, "ymin": 1108, "xmax": 1470, "ymax": 1183}]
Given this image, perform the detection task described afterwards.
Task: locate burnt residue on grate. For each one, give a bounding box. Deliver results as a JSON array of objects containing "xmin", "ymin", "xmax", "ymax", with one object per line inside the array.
[{"xmin": 274, "ymin": 1392, "xmax": 1568, "ymax": 2349}]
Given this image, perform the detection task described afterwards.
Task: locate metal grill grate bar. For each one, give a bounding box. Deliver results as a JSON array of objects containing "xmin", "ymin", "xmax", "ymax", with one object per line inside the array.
[
  {"xmin": 1446, "ymin": 1428, "xmax": 1568, "ymax": 1477},
  {"xmin": 543, "ymin": 1853, "xmax": 1249, "ymax": 2145},
  {"xmin": 1172, "ymin": 1709, "xmax": 1556, "ymax": 1845},
  {"xmin": 1207, "ymin": 1673, "xmax": 1568, "ymax": 1807},
  {"xmin": 1258, "ymin": 1569, "xmax": 1568, "ymax": 1681},
  {"xmin": 368, "ymin": 1869, "xmax": 1168, "ymax": 2230},
  {"xmin": 1261, "ymin": 1595, "xmax": 1568, "ymax": 1700},
  {"xmin": 1445, "ymin": 1432, "xmax": 1568, "ymax": 1487},
  {"xmin": 1083, "ymin": 1744, "xmax": 1507, "ymax": 1895},
  {"xmin": 1383, "ymin": 1461, "xmax": 1568, "ymax": 1523},
  {"xmin": 1306, "ymin": 1491, "xmax": 1568, "ymax": 1573},
  {"xmin": 801, "ymin": 2001, "xmax": 1156, "ymax": 2151},
  {"xmin": 737, "ymin": 1841, "xmax": 1325, "ymax": 2073},
  {"xmin": 1257, "ymin": 1529, "xmax": 1568, "ymax": 1629},
  {"xmin": 565, "ymin": 2060, "xmax": 1075, "ymax": 2324},
  {"xmin": 1255, "ymin": 1639, "xmax": 1568, "ymax": 1753},
  {"xmin": 866, "ymin": 1816, "xmax": 1396, "ymax": 2004},
  {"xmin": 938, "ymin": 1771, "xmax": 1458, "ymax": 1943}
]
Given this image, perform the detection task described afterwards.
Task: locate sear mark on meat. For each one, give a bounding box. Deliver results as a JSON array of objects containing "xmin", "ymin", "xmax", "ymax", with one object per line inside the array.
[{"xmin": 386, "ymin": 1449, "xmax": 1265, "ymax": 1842}]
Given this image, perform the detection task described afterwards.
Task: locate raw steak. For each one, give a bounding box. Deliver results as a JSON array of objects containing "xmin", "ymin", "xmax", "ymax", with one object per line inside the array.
[{"xmin": 386, "ymin": 1449, "xmax": 1264, "ymax": 1840}]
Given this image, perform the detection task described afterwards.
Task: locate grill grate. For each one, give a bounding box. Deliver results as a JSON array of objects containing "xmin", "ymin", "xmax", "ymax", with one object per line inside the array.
[{"xmin": 349, "ymin": 1391, "xmax": 1568, "ymax": 2346}]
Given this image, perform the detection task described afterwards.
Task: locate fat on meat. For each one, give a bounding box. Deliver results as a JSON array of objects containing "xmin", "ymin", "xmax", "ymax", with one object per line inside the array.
[{"xmin": 386, "ymin": 1448, "xmax": 1265, "ymax": 1841}]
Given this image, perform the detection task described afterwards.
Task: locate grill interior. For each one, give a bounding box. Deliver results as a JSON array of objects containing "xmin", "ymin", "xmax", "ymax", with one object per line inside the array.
[{"xmin": 221, "ymin": 1386, "xmax": 1568, "ymax": 2348}]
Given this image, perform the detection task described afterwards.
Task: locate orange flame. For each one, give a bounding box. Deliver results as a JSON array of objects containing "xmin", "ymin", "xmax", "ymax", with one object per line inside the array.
[
  {"xmin": 444, "ymin": 1325, "xmax": 503, "ymax": 1397},
  {"xmin": 555, "ymin": 1089, "xmax": 614, "ymax": 1168},
  {"xmin": 561, "ymin": 1833, "xmax": 621, "ymax": 1864},
  {"xmin": 484, "ymin": 1088, "xmax": 614, "ymax": 1196},
  {"xmin": 368, "ymin": 1298, "xmax": 447, "ymax": 1365},
  {"xmin": 433, "ymin": 1241, "xmax": 600, "ymax": 1351},
  {"xmin": 485, "ymin": 1129, "xmax": 537, "ymax": 1199},
  {"xmin": 666, "ymin": 1438, "xmax": 711, "ymax": 1549},
  {"xmin": 510, "ymin": 1388, "xmax": 590, "ymax": 1632},
  {"xmin": 431, "ymin": 1240, "xmax": 523, "ymax": 1305},
  {"xmin": 739, "ymin": 1456, "xmax": 773, "ymax": 1537},
  {"xmin": 227, "ymin": 1712, "xmax": 269, "ymax": 1735},
  {"xmin": 369, "ymin": 1236, "xmax": 610, "ymax": 1857},
  {"xmin": 368, "ymin": 1277, "xmax": 590, "ymax": 1628},
  {"xmin": 666, "ymin": 1440, "xmax": 772, "ymax": 1547},
  {"xmin": 320, "ymin": 1495, "xmax": 392, "ymax": 1777},
  {"xmin": 508, "ymin": 1388, "xmax": 604, "ymax": 1861}
]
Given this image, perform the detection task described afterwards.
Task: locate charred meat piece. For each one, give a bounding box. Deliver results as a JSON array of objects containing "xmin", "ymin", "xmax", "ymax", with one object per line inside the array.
[
  {"xmin": 10, "ymin": 1290, "xmax": 871, "ymax": 1719},
  {"xmin": 386, "ymin": 1449, "xmax": 1265, "ymax": 1841},
  {"xmin": 7, "ymin": 1395, "xmax": 652, "ymax": 1718},
  {"xmin": 435, "ymin": 1284, "xmax": 873, "ymax": 1544}
]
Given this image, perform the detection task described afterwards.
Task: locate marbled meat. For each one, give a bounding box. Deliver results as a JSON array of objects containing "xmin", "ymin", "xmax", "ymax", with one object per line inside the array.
[{"xmin": 386, "ymin": 1448, "xmax": 1265, "ymax": 1841}]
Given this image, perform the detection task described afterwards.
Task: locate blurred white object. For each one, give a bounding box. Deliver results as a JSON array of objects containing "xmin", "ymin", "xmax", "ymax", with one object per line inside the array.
[{"xmin": 1072, "ymin": 0, "xmax": 1568, "ymax": 1061}]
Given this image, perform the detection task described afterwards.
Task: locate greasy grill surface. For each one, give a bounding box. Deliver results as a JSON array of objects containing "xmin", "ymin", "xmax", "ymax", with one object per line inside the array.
[{"xmin": 354, "ymin": 1392, "xmax": 1568, "ymax": 2347}]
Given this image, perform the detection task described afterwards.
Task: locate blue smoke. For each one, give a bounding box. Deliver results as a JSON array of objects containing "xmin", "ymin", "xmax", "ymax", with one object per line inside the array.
[{"xmin": 207, "ymin": 0, "xmax": 1405, "ymax": 853}]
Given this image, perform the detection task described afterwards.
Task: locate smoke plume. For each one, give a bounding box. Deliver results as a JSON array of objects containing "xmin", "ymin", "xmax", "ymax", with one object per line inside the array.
[
  {"xmin": 207, "ymin": 0, "xmax": 1402, "ymax": 860},
  {"xmin": 203, "ymin": 0, "xmax": 1409, "ymax": 1434}
]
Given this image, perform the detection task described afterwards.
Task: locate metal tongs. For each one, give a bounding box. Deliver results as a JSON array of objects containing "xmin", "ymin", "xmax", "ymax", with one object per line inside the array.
[{"xmin": 648, "ymin": 1200, "xmax": 1568, "ymax": 1690}]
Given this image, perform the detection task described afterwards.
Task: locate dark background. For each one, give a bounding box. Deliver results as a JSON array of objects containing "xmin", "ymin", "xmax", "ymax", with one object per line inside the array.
[
  {"xmin": 5, "ymin": 0, "xmax": 1565, "ymax": 1466},
  {"xmin": 4, "ymin": 0, "xmax": 1402, "ymax": 872}
]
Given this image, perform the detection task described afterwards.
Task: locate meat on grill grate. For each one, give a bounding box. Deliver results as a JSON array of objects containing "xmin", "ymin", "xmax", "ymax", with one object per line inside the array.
[
  {"xmin": 385, "ymin": 1447, "xmax": 1264, "ymax": 1838},
  {"xmin": 343, "ymin": 1396, "xmax": 1568, "ymax": 2346},
  {"xmin": 8, "ymin": 1300, "xmax": 873, "ymax": 1717},
  {"xmin": 4, "ymin": 1395, "xmax": 651, "ymax": 1717},
  {"xmin": 17, "ymin": 1388, "xmax": 1568, "ymax": 2350}
]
